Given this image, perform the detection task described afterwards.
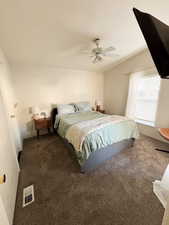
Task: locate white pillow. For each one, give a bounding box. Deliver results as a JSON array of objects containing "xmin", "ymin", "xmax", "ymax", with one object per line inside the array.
[
  {"xmin": 74, "ymin": 101, "xmax": 92, "ymax": 112},
  {"xmin": 57, "ymin": 104, "xmax": 75, "ymax": 115}
]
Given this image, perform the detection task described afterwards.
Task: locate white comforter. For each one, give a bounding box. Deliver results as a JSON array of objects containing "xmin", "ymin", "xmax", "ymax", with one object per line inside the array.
[{"xmin": 65, "ymin": 115, "xmax": 131, "ymax": 152}]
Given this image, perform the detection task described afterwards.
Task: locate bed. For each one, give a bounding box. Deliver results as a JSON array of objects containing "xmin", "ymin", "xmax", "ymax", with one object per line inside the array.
[{"xmin": 51, "ymin": 104, "xmax": 139, "ymax": 173}]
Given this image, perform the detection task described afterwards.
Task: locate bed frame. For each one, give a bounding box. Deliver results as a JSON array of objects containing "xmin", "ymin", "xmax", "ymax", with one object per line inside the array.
[{"xmin": 51, "ymin": 108, "xmax": 135, "ymax": 173}]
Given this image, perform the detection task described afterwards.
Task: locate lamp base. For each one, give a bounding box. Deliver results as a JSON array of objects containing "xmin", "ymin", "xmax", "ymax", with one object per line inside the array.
[{"xmin": 96, "ymin": 105, "xmax": 101, "ymax": 111}]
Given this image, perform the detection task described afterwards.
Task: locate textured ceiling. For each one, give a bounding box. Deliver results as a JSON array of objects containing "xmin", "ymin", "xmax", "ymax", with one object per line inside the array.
[{"xmin": 0, "ymin": 0, "xmax": 169, "ymax": 71}]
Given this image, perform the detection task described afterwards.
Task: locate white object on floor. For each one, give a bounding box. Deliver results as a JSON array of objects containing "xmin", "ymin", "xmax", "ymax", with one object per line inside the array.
[
  {"xmin": 23, "ymin": 185, "xmax": 35, "ymax": 207},
  {"xmin": 153, "ymin": 165, "xmax": 169, "ymax": 208},
  {"xmin": 153, "ymin": 180, "xmax": 169, "ymax": 208},
  {"xmin": 153, "ymin": 164, "xmax": 169, "ymax": 225}
]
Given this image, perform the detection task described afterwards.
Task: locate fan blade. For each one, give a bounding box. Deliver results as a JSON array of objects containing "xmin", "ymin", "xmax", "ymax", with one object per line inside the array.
[
  {"xmin": 81, "ymin": 49, "xmax": 92, "ymax": 54},
  {"xmin": 102, "ymin": 46, "xmax": 116, "ymax": 54},
  {"xmin": 103, "ymin": 53, "xmax": 119, "ymax": 58},
  {"xmin": 92, "ymin": 55, "xmax": 103, "ymax": 63},
  {"xmin": 93, "ymin": 57, "xmax": 97, "ymax": 64}
]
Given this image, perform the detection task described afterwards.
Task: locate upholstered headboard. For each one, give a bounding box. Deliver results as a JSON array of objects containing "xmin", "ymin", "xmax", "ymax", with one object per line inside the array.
[{"xmin": 51, "ymin": 108, "xmax": 58, "ymax": 132}]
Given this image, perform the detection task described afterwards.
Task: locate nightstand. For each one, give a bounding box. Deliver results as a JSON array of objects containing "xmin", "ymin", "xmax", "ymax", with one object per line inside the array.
[
  {"xmin": 96, "ymin": 109, "xmax": 105, "ymax": 114},
  {"xmin": 34, "ymin": 117, "xmax": 51, "ymax": 138}
]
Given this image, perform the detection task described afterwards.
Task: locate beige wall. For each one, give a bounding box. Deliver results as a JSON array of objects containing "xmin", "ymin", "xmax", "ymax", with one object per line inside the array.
[
  {"xmin": 104, "ymin": 49, "xmax": 169, "ymax": 141},
  {"xmin": 9, "ymin": 48, "xmax": 169, "ymax": 141},
  {"xmin": 104, "ymin": 49, "xmax": 154, "ymax": 115},
  {"xmin": 0, "ymin": 91, "xmax": 19, "ymax": 225},
  {"xmin": 0, "ymin": 48, "xmax": 20, "ymax": 225},
  {"xmin": 0, "ymin": 49, "xmax": 22, "ymax": 154},
  {"xmin": 11, "ymin": 65, "xmax": 104, "ymax": 138}
]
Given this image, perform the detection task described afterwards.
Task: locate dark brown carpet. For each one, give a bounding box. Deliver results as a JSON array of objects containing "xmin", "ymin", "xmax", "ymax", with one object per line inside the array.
[{"xmin": 14, "ymin": 134, "xmax": 169, "ymax": 225}]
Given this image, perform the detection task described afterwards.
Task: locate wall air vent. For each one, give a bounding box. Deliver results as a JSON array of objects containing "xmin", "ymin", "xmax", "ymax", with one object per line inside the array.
[{"xmin": 23, "ymin": 184, "xmax": 35, "ymax": 207}]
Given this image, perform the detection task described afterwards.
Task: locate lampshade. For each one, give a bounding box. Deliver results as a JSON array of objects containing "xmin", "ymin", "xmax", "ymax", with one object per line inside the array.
[
  {"xmin": 95, "ymin": 100, "xmax": 101, "ymax": 106},
  {"xmin": 32, "ymin": 106, "xmax": 40, "ymax": 115}
]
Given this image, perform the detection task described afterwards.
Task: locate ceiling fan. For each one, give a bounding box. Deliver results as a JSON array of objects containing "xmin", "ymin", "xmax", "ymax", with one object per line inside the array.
[{"xmin": 82, "ymin": 38, "xmax": 118, "ymax": 63}]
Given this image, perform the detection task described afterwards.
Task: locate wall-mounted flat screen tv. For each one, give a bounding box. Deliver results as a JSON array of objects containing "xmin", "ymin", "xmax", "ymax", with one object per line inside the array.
[{"xmin": 133, "ymin": 8, "xmax": 169, "ymax": 79}]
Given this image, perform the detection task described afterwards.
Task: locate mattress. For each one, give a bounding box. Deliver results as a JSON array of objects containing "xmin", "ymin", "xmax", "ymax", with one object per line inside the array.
[{"xmin": 55, "ymin": 111, "xmax": 139, "ymax": 165}]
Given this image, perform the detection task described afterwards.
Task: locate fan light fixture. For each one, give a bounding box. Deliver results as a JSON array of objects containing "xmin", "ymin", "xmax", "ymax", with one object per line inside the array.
[
  {"xmin": 83, "ymin": 38, "xmax": 117, "ymax": 63},
  {"xmin": 81, "ymin": 38, "xmax": 118, "ymax": 63}
]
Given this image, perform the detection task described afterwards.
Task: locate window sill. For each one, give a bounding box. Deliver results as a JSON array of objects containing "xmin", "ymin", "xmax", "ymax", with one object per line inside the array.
[{"xmin": 135, "ymin": 119, "xmax": 155, "ymax": 127}]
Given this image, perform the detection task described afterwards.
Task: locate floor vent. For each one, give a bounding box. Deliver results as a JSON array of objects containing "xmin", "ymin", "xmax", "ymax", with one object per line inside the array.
[{"xmin": 23, "ymin": 185, "xmax": 35, "ymax": 207}]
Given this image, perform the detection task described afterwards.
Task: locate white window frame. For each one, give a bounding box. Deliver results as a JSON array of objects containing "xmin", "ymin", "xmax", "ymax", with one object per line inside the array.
[{"xmin": 126, "ymin": 69, "xmax": 161, "ymax": 127}]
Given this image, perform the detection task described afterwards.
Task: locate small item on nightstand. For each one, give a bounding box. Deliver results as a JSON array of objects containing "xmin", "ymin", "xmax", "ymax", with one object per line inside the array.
[
  {"xmin": 95, "ymin": 100, "xmax": 103, "ymax": 112},
  {"xmin": 34, "ymin": 117, "xmax": 51, "ymax": 138},
  {"xmin": 95, "ymin": 100, "xmax": 105, "ymax": 113},
  {"xmin": 40, "ymin": 112, "xmax": 47, "ymax": 119},
  {"xmin": 96, "ymin": 104, "xmax": 101, "ymax": 111},
  {"xmin": 97, "ymin": 109, "xmax": 105, "ymax": 114}
]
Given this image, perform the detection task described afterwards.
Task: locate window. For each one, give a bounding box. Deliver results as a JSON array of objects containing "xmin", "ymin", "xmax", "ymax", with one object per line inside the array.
[{"xmin": 126, "ymin": 71, "xmax": 161, "ymax": 126}]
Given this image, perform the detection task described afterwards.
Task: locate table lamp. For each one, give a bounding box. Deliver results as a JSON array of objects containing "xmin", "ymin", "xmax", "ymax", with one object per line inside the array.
[{"xmin": 32, "ymin": 106, "xmax": 40, "ymax": 119}]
